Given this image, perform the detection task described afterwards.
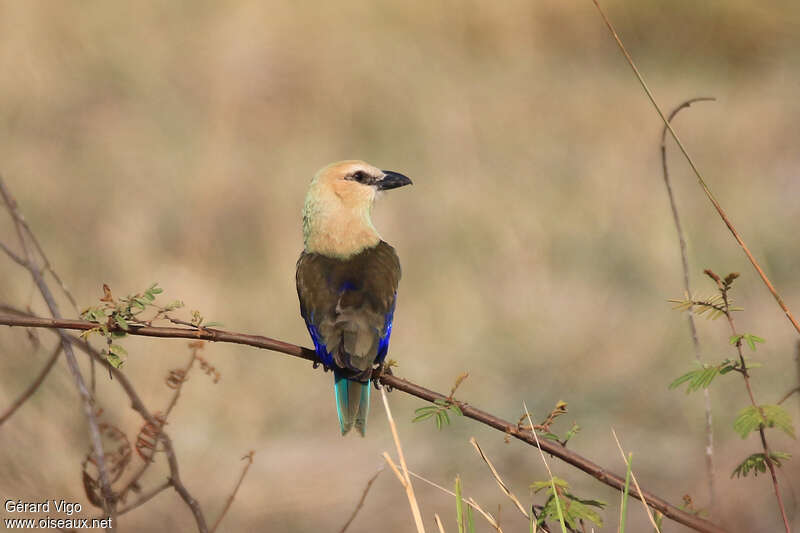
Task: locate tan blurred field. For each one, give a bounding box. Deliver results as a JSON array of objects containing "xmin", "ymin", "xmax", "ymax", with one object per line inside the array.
[{"xmin": 1, "ymin": 1, "xmax": 799, "ymax": 531}]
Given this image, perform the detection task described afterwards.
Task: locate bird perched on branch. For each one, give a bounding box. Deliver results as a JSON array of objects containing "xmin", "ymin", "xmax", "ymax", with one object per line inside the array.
[{"xmin": 296, "ymin": 160, "xmax": 412, "ymax": 436}]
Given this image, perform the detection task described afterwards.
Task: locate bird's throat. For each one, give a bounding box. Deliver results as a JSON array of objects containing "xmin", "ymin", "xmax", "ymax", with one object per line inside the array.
[{"xmin": 303, "ymin": 203, "xmax": 380, "ymax": 259}]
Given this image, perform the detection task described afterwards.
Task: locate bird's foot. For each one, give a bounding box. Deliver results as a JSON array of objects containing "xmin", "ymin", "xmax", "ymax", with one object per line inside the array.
[
  {"xmin": 312, "ymin": 360, "xmax": 331, "ymax": 373},
  {"xmin": 371, "ymin": 362, "xmax": 393, "ymax": 391}
]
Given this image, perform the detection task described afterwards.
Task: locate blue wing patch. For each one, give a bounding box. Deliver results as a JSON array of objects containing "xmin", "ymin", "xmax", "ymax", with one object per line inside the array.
[
  {"xmin": 376, "ymin": 295, "xmax": 397, "ymax": 364},
  {"xmin": 304, "ymin": 314, "xmax": 334, "ymax": 368}
]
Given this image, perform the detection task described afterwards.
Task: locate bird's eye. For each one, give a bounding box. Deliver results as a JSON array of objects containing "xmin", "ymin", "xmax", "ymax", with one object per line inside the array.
[{"xmin": 349, "ymin": 171, "xmax": 371, "ymax": 184}]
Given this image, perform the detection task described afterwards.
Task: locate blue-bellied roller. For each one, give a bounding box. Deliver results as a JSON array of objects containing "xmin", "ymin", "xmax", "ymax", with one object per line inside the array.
[{"xmin": 296, "ymin": 160, "xmax": 412, "ymax": 436}]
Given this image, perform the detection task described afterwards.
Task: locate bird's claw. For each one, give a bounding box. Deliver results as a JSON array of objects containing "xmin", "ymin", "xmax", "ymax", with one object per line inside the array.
[
  {"xmin": 371, "ymin": 363, "xmax": 393, "ymax": 391},
  {"xmin": 312, "ymin": 360, "xmax": 331, "ymax": 373}
]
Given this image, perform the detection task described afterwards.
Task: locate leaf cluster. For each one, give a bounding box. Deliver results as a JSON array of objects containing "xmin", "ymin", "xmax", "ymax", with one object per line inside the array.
[
  {"xmin": 668, "ymin": 359, "xmax": 741, "ymax": 393},
  {"xmin": 413, "ymin": 373, "xmax": 468, "ymax": 430},
  {"xmin": 733, "ymin": 404, "xmax": 796, "ymax": 439},
  {"xmin": 729, "ymin": 333, "xmax": 765, "ymax": 351},
  {"xmin": 731, "ymin": 452, "xmax": 791, "ymax": 479},
  {"xmin": 667, "ymin": 293, "xmax": 741, "ymax": 320},
  {"xmin": 413, "ymin": 398, "xmax": 463, "ymax": 429},
  {"xmin": 531, "ymin": 476, "xmax": 605, "ymax": 530},
  {"xmin": 79, "ymin": 283, "xmax": 182, "ymax": 367}
]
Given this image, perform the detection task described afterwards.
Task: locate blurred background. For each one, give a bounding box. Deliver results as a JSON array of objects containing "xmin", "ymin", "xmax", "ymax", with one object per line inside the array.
[{"xmin": 1, "ymin": 1, "xmax": 799, "ymax": 531}]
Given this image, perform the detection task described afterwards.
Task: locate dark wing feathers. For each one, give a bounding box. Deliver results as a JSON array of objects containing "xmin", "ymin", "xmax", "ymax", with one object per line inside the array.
[{"xmin": 296, "ymin": 241, "xmax": 400, "ymax": 379}]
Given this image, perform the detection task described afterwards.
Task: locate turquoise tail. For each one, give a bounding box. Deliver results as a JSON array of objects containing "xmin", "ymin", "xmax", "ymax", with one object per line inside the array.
[{"xmin": 334, "ymin": 375, "xmax": 371, "ymax": 436}]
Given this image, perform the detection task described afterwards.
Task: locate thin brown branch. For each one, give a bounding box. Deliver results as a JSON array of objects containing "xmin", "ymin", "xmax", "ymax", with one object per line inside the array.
[
  {"xmin": 0, "ymin": 176, "xmax": 115, "ymax": 521},
  {"xmin": 660, "ymin": 96, "xmax": 716, "ymax": 513},
  {"xmin": 0, "ymin": 342, "xmax": 62, "ymax": 426},
  {"xmin": 591, "ymin": 0, "xmax": 800, "ymax": 337},
  {"xmin": 118, "ymin": 343, "xmax": 199, "ymax": 502},
  {"xmin": 116, "ymin": 479, "xmax": 171, "ymax": 515},
  {"xmin": 0, "ymin": 310, "xmax": 725, "ymax": 533},
  {"xmin": 0, "ymin": 239, "xmax": 27, "ymax": 266},
  {"xmin": 210, "ymin": 451, "xmax": 255, "ymax": 533},
  {"xmin": 714, "ymin": 272, "xmax": 790, "ymax": 533},
  {"xmin": 339, "ymin": 465, "xmax": 384, "ymax": 533},
  {"xmin": 776, "ymin": 387, "xmax": 799, "ymax": 406},
  {"xmin": 21, "ymin": 325, "xmax": 210, "ymax": 533}
]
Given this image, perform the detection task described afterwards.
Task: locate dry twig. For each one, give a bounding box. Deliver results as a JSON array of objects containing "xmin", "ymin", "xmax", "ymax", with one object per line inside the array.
[
  {"xmin": 0, "ymin": 343, "xmax": 62, "ymax": 426},
  {"xmin": 660, "ymin": 96, "xmax": 717, "ymax": 513},
  {"xmin": 211, "ymin": 450, "xmax": 255, "ymax": 533},
  {"xmin": 339, "ymin": 465, "xmax": 384, "ymax": 533}
]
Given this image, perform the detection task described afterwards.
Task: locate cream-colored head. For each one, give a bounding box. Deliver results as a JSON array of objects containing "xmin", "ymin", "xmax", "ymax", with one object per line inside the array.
[{"xmin": 303, "ymin": 160, "xmax": 412, "ymax": 258}]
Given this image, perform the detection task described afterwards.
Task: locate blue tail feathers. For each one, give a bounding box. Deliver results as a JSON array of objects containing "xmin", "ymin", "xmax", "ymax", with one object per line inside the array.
[{"xmin": 334, "ymin": 373, "xmax": 371, "ymax": 437}]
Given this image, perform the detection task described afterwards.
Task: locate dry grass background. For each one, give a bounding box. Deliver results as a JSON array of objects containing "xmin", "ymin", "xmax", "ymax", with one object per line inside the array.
[{"xmin": 0, "ymin": 1, "xmax": 799, "ymax": 531}]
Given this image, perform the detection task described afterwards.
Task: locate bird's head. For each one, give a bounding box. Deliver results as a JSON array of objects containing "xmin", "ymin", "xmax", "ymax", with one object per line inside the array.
[{"xmin": 303, "ymin": 160, "xmax": 412, "ymax": 257}]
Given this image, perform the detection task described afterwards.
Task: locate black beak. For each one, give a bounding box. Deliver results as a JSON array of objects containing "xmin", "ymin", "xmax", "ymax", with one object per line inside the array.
[{"xmin": 377, "ymin": 170, "xmax": 413, "ymax": 191}]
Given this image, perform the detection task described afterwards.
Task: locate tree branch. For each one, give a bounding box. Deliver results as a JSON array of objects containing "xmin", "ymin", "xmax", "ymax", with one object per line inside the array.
[
  {"xmin": 660, "ymin": 96, "xmax": 717, "ymax": 514},
  {"xmin": 0, "ymin": 342, "xmax": 62, "ymax": 426},
  {"xmin": 0, "ymin": 310, "xmax": 726, "ymax": 533},
  {"xmin": 0, "ymin": 177, "xmax": 115, "ymax": 522},
  {"xmin": 69, "ymin": 330, "xmax": 209, "ymax": 533}
]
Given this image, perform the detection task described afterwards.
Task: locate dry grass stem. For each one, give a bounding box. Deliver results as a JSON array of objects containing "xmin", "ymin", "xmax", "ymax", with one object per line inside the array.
[
  {"xmin": 469, "ymin": 437, "xmax": 529, "ymax": 519},
  {"xmin": 434, "ymin": 513, "xmax": 446, "ymax": 533},
  {"xmin": 380, "ymin": 387, "xmax": 426, "ymax": 533},
  {"xmin": 406, "ymin": 470, "xmax": 502, "ymax": 532}
]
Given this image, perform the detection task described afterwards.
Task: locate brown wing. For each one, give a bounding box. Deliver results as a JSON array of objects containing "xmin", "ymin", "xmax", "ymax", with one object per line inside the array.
[{"xmin": 296, "ymin": 241, "xmax": 401, "ymax": 377}]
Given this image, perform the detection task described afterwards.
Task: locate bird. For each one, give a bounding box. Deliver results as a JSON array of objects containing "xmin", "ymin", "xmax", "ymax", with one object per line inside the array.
[{"xmin": 296, "ymin": 160, "xmax": 412, "ymax": 436}]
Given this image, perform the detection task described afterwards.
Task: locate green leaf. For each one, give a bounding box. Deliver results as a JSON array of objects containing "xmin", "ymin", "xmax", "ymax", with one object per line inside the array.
[
  {"xmin": 564, "ymin": 423, "xmax": 580, "ymax": 443},
  {"xmin": 81, "ymin": 307, "xmax": 106, "ymax": 323},
  {"xmin": 734, "ymin": 406, "xmax": 764, "ymax": 438},
  {"xmin": 163, "ymin": 300, "xmax": 184, "ymax": 311},
  {"xmin": 743, "ymin": 333, "xmax": 765, "ymax": 351},
  {"xmin": 455, "ymin": 475, "xmax": 464, "ymax": 533},
  {"xmin": 203, "ymin": 321, "xmax": 223, "ymax": 328},
  {"xmin": 669, "ymin": 365, "xmax": 719, "ymax": 393},
  {"xmin": 530, "ymin": 477, "xmax": 569, "ymax": 493},
  {"xmin": 761, "ymin": 405, "xmax": 796, "ymax": 438},
  {"xmin": 109, "ymin": 344, "xmax": 128, "ymax": 357},
  {"xmin": 114, "ymin": 314, "xmax": 129, "ymax": 331},
  {"xmin": 731, "ymin": 452, "xmax": 791, "ymax": 478},
  {"xmin": 412, "ymin": 407, "xmax": 437, "ymax": 423},
  {"xmin": 449, "ymin": 403, "xmax": 463, "ymax": 416},
  {"xmin": 734, "ymin": 405, "xmax": 796, "ymax": 439},
  {"xmin": 620, "ymin": 452, "xmax": 632, "ymax": 533},
  {"xmin": 106, "ymin": 351, "xmax": 124, "ymax": 368}
]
